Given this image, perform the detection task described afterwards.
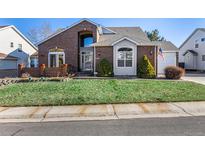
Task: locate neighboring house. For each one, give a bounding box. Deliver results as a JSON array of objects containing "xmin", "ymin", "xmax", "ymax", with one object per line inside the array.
[
  {"xmin": 0, "ymin": 53, "xmax": 18, "ymax": 78},
  {"xmin": 0, "ymin": 25, "xmax": 38, "ymax": 77},
  {"xmin": 38, "ymin": 19, "xmax": 178, "ymax": 76},
  {"xmin": 179, "ymin": 28, "xmax": 205, "ymax": 71}
]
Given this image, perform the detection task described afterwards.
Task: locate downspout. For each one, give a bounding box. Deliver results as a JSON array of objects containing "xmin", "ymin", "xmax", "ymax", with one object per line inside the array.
[
  {"xmin": 155, "ymin": 45, "xmax": 157, "ymax": 76},
  {"xmin": 93, "ymin": 45, "xmax": 97, "ymax": 76}
]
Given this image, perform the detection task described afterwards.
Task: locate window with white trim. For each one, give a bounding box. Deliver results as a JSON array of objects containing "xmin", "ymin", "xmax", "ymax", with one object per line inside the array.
[
  {"xmin": 18, "ymin": 44, "xmax": 22, "ymax": 52},
  {"xmin": 117, "ymin": 47, "xmax": 133, "ymax": 67},
  {"xmin": 48, "ymin": 52, "xmax": 65, "ymax": 67}
]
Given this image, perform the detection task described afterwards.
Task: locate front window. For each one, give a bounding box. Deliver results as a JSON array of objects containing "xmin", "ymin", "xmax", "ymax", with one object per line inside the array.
[
  {"xmin": 48, "ymin": 48, "xmax": 65, "ymax": 67},
  {"xmin": 83, "ymin": 37, "xmax": 93, "ymax": 47},
  {"xmin": 117, "ymin": 47, "xmax": 133, "ymax": 67},
  {"xmin": 80, "ymin": 32, "xmax": 93, "ymax": 47},
  {"xmin": 50, "ymin": 54, "xmax": 57, "ymax": 67}
]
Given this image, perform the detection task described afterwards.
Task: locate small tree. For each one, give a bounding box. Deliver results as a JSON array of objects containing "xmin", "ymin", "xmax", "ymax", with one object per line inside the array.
[
  {"xmin": 138, "ymin": 55, "xmax": 156, "ymax": 78},
  {"xmin": 97, "ymin": 59, "xmax": 113, "ymax": 77}
]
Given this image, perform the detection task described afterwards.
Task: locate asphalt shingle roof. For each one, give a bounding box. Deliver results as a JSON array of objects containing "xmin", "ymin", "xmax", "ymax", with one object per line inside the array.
[
  {"xmin": 0, "ymin": 53, "xmax": 18, "ymax": 60},
  {"xmin": 92, "ymin": 27, "xmax": 155, "ymax": 46},
  {"xmin": 152, "ymin": 41, "xmax": 179, "ymax": 51}
]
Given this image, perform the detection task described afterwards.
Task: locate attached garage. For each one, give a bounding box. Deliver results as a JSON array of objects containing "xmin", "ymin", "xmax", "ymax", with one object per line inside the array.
[
  {"xmin": 154, "ymin": 41, "xmax": 179, "ymax": 75},
  {"xmin": 0, "ymin": 53, "xmax": 18, "ymax": 78},
  {"xmin": 0, "ymin": 59, "xmax": 17, "ymax": 70},
  {"xmin": 158, "ymin": 52, "xmax": 177, "ymax": 74}
]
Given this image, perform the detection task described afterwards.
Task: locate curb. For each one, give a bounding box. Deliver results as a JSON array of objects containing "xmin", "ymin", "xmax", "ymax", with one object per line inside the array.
[{"xmin": 0, "ymin": 102, "xmax": 205, "ymax": 123}]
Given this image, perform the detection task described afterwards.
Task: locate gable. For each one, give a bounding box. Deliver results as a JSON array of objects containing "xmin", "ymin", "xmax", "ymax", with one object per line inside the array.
[
  {"xmin": 180, "ymin": 28, "xmax": 205, "ymax": 49},
  {"xmin": 112, "ymin": 37, "xmax": 138, "ymax": 46},
  {"xmin": 0, "ymin": 26, "xmax": 37, "ymax": 51},
  {"xmin": 38, "ymin": 19, "xmax": 116, "ymax": 45}
]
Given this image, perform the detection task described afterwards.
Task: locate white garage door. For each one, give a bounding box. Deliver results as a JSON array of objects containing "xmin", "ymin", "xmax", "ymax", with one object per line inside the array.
[
  {"xmin": 0, "ymin": 59, "xmax": 17, "ymax": 70},
  {"xmin": 158, "ymin": 52, "xmax": 177, "ymax": 74}
]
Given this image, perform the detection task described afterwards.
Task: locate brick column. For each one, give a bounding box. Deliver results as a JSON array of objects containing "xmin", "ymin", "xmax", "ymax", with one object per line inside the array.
[
  {"xmin": 39, "ymin": 64, "xmax": 46, "ymax": 76},
  {"xmin": 18, "ymin": 64, "xmax": 25, "ymax": 77},
  {"xmin": 60, "ymin": 64, "xmax": 68, "ymax": 76}
]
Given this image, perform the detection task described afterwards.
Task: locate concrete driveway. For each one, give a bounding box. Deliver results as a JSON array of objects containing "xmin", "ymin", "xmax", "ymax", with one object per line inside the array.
[{"xmin": 182, "ymin": 72, "xmax": 205, "ymax": 85}]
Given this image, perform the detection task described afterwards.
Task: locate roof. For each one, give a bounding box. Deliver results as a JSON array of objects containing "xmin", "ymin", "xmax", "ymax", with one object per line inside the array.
[
  {"xmin": 152, "ymin": 41, "xmax": 179, "ymax": 51},
  {"xmin": 179, "ymin": 28, "xmax": 205, "ymax": 49},
  {"xmin": 38, "ymin": 19, "xmax": 116, "ymax": 45},
  {"xmin": 183, "ymin": 50, "xmax": 198, "ymax": 56},
  {"xmin": 0, "ymin": 25, "xmax": 38, "ymax": 51},
  {"xmin": 0, "ymin": 53, "xmax": 18, "ymax": 60},
  {"xmin": 92, "ymin": 27, "xmax": 154, "ymax": 46},
  {"xmin": 31, "ymin": 51, "xmax": 38, "ymax": 57},
  {"xmin": 0, "ymin": 25, "xmax": 9, "ymax": 29}
]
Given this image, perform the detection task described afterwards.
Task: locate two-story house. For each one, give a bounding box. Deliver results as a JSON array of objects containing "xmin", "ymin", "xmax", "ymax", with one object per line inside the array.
[
  {"xmin": 0, "ymin": 25, "xmax": 38, "ymax": 77},
  {"xmin": 179, "ymin": 28, "xmax": 205, "ymax": 71}
]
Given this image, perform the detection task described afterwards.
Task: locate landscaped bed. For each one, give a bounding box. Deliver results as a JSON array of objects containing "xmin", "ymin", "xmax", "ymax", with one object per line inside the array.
[{"xmin": 0, "ymin": 79, "xmax": 205, "ymax": 106}]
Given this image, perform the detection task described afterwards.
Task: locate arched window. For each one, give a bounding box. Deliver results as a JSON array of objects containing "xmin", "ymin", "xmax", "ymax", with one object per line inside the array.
[{"xmin": 117, "ymin": 47, "xmax": 133, "ymax": 67}]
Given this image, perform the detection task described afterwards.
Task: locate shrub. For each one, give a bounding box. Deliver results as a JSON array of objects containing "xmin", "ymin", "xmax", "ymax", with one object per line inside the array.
[
  {"xmin": 164, "ymin": 66, "xmax": 185, "ymax": 79},
  {"xmin": 137, "ymin": 55, "xmax": 156, "ymax": 78},
  {"xmin": 97, "ymin": 58, "xmax": 113, "ymax": 77}
]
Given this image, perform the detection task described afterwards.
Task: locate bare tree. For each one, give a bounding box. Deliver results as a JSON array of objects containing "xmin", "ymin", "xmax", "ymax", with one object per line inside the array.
[
  {"xmin": 27, "ymin": 28, "xmax": 39, "ymax": 44},
  {"xmin": 39, "ymin": 22, "xmax": 53, "ymax": 41},
  {"xmin": 27, "ymin": 22, "xmax": 53, "ymax": 44}
]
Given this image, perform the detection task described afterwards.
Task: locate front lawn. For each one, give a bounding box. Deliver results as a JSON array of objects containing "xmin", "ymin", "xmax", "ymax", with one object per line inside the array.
[{"xmin": 0, "ymin": 79, "xmax": 205, "ymax": 106}]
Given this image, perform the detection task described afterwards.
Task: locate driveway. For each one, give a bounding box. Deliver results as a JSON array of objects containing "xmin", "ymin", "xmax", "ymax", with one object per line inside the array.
[{"xmin": 182, "ymin": 72, "xmax": 205, "ymax": 85}]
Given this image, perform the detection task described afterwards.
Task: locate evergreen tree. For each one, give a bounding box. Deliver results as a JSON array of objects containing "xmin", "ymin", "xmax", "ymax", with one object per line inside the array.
[{"xmin": 138, "ymin": 55, "xmax": 156, "ymax": 78}]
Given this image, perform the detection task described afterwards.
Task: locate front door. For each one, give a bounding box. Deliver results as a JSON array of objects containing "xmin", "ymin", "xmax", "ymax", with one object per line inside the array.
[{"xmin": 80, "ymin": 50, "xmax": 93, "ymax": 71}]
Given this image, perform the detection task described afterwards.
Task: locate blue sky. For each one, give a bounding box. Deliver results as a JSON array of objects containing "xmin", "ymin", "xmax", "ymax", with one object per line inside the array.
[{"xmin": 1, "ymin": 18, "xmax": 205, "ymax": 47}]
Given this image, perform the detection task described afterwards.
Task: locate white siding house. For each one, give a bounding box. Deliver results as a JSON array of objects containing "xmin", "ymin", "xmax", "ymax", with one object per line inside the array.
[
  {"xmin": 179, "ymin": 28, "xmax": 205, "ymax": 71},
  {"xmin": 0, "ymin": 25, "xmax": 38, "ymax": 71}
]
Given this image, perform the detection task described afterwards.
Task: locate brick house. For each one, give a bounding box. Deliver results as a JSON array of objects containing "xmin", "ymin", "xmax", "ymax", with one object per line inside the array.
[{"xmin": 38, "ymin": 19, "xmax": 178, "ymax": 76}]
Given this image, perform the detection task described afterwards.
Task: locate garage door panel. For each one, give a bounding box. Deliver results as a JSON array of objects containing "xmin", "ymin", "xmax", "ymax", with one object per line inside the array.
[
  {"xmin": 0, "ymin": 60, "xmax": 17, "ymax": 70},
  {"xmin": 158, "ymin": 52, "xmax": 176, "ymax": 74}
]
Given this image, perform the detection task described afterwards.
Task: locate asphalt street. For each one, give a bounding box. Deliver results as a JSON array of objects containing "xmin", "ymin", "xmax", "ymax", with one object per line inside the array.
[{"xmin": 0, "ymin": 116, "xmax": 205, "ymax": 136}]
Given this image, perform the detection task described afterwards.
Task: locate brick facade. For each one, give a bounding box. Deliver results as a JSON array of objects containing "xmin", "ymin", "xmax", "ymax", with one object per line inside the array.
[
  {"xmin": 95, "ymin": 46, "xmax": 156, "ymax": 75},
  {"xmin": 38, "ymin": 20, "xmax": 157, "ymax": 76},
  {"xmin": 95, "ymin": 46, "xmax": 113, "ymax": 69},
  {"xmin": 38, "ymin": 20, "xmax": 98, "ymax": 71},
  {"xmin": 137, "ymin": 46, "xmax": 157, "ymax": 73}
]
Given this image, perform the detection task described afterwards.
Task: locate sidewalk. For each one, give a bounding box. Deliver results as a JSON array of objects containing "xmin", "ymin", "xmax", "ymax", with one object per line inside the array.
[{"xmin": 0, "ymin": 101, "xmax": 205, "ymax": 123}]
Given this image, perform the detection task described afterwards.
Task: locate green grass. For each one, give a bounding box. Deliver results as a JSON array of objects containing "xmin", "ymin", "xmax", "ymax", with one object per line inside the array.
[{"xmin": 1, "ymin": 79, "xmax": 205, "ymax": 106}]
